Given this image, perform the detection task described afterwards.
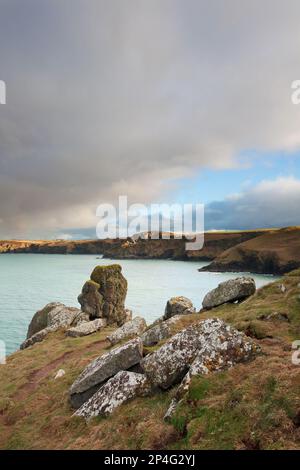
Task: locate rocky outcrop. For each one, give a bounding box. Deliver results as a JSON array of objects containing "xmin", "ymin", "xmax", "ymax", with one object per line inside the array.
[
  {"xmin": 141, "ymin": 318, "xmax": 260, "ymax": 390},
  {"xmin": 69, "ymin": 338, "xmax": 143, "ymax": 408},
  {"xmin": 78, "ymin": 264, "xmax": 128, "ymax": 326},
  {"xmin": 21, "ymin": 303, "xmax": 86, "ymax": 349},
  {"xmin": 66, "ymin": 318, "xmax": 107, "ymax": 338},
  {"xmin": 164, "ymin": 319, "xmax": 261, "ymax": 420},
  {"xmin": 202, "ymin": 277, "xmax": 256, "ymax": 310},
  {"xmin": 163, "ymin": 296, "xmax": 195, "ymax": 320},
  {"xmin": 75, "ymin": 371, "xmax": 152, "ymax": 419},
  {"xmin": 107, "ymin": 317, "xmax": 147, "ymax": 345}
]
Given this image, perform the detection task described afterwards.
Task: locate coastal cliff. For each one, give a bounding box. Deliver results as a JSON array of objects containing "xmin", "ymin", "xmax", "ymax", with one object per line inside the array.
[
  {"xmin": 200, "ymin": 227, "xmax": 300, "ymax": 275},
  {"xmin": 1, "ymin": 227, "xmax": 300, "ymax": 275}
]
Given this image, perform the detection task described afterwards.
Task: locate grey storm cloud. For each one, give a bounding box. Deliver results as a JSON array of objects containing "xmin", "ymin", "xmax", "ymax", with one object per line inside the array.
[{"xmin": 1, "ymin": 0, "xmax": 300, "ymax": 237}]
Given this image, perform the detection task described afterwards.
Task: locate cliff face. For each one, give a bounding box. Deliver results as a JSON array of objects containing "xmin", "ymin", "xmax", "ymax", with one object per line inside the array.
[
  {"xmin": 0, "ymin": 239, "xmax": 117, "ymax": 254},
  {"xmin": 102, "ymin": 231, "xmax": 265, "ymax": 261},
  {"xmin": 1, "ymin": 227, "xmax": 300, "ymax": 275},
  {"xmin": 200, "ymin": 227, "xmax": 300, "ymax": 274}
]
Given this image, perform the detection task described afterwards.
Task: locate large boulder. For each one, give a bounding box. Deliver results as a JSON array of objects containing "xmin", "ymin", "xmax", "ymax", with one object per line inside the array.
[
  {"xmin": 141, "ymin": 318, "xmax": 260, "ymax": 390},
  {"xmin": 21, "ymin": 303, "xmax": 87, "ymax": 349},
  {"xmin": 69, "ymin": 337, "xmax": 143, "ymax": 408},
  {"xmin": 107, "ymin": 317, "xmax": 147, "ymax": 345},
  {"xmin": 164, "ymin": 319, "xmax": 261, "ymax": 420},
  {"xmin": 75, "ymin": 371, "xmax": 152, "ymax": 419},
  {"xmin": 26, "ymin": 302, "xmax": 81, "ymax": 339},
  {"xmin": 66, "ymin": 318, "xmax": 107, "ymax": 338},
  {"xmin": 78, "ymin": 264, "xmax": 128, "ymax": 326},
  {"xmin": 163, "ymin": 296, "xmax": 195, "ymax": 320},
  {"xmin": 202, "ymin": 276, "xmax": 256, "ymax": 310}
]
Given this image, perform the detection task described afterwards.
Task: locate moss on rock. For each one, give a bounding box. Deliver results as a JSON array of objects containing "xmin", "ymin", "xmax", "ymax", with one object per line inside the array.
[{"xmin": 78, "ymin": 265, "xmax": 128, "ymax": 326}]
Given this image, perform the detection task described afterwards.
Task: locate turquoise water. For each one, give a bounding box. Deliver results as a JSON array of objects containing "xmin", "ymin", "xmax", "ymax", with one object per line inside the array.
[{"xmin": 0, "ymin": 254, "xmax": 278, "ymax": 355}]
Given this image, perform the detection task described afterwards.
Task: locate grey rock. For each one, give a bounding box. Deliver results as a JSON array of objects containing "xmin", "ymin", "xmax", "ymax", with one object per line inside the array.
[
  {"xmin": 66, "ymin": 318, "xmax": 107, "ymax": 338},
  {"xmin": 142, "ymin": 318, "xmax": 261, "ymax": 390},
  {"xmin": 75, "ymin": 371, "xmax": 152, "ymax": 419},
  {"xmin": 20, "ymin": 326, "xmax": 56, "ymax": 349},
  {"xmin": 70, "ymin": 337, "xmax": 143, "ymax": 408},
  {"xmin": 21, "ymin": 303, "xmax": 87, "ymax": 349},
  {"xmin": 163, "ymin": 296, "xmax": 195, "ymax": 320},
  {"xmin": 164, "ymin": 319, "xmax": 261, "ymax": 419},
  {"xmin": 141, "ymin": 315, "xmax": 183, "ymax": 347},
  {"xmin": 26, "ymin": 302, "xmax": 80, "ymax": 339},
  {"xmin": 107, "ymin": 317, "xmax": 147, "ymax": 345},
  {"xmin": 202, "ymin": 277, "xmax": 256, "ymax": 309}
]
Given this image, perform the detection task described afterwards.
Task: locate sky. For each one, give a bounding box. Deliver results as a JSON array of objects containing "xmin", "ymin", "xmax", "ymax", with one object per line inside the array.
[{"xmin": 1, "ymin": 0, "xmax": 300, "ymax": 239}]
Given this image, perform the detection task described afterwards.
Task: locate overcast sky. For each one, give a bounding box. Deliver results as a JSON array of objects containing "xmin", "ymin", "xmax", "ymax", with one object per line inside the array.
[{"xmin": 1, "ymin": 0, "xmax": 300, "ymax": 239}]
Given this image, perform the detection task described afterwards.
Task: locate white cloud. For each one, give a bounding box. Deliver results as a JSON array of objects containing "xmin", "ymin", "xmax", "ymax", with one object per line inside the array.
[{"xmin": 205, "ymin": 176, "xmax": 300, "ymax": 230}]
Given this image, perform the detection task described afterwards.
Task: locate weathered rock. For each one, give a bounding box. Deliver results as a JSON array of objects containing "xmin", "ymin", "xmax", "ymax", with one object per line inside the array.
[
  {"xmin": 66, "ymin": 318, "xmax": 107, "ymax": 338},
  {"xmin": 77, "ymin": 280, "xmax": 103, "ymax": 318},
  {"xmin": 69, "ymin": 338, "xmax": 143, "ymax": 408},
  {"xmin": 141, "ymin": 321, "xmax": 171, "ymax": 347},
  {"xmin": 141, "ymin": 321, "xmax": 206, "ymax": 389},
  {"xmin": 26, "ymin": 302, "xmax": 80, "ymax": 339},
  {"xmin": 124, "ymin": 309, "xmax": 133, "ymax": 322},
  {"xmin": 164, "ymin": 319, "xmax": 261, "ymax": 420},
  {"xmin": 78, "ymin": 264, "xmax": 128, "ymax": 326},
  {"xmin": 21, "ymin": 303, "xmax": 86, "ymax": 349},
  {"xmin": 75, "ymin": 371, "xmax": 152, "ymax": 419},
  {"xmin": 107, "ymin": 317, "xmax": 147, "ymax": 345},
  {"xmin": 141, "ymin": 315, "xmax": 183, "ymax": 347},
  {"xmin": 20, "ymin": 326, "xmax": 56, "ymax": 349},
  {"xmin": 163, "ymin": 296, "xmax": 195, "ymax": 320},
  {"xmin": 202, "ymin": 277, "xmax": 256, "ymax": 310},
  {"xmin": 142, "ymin": 318, "xmax": 261, "ymax": 391}
]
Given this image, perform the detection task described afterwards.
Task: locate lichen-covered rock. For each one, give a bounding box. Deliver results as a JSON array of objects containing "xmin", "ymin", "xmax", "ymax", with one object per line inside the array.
[
  {"xmin": 75, "ymin": 371, "xmax": 152, "ymax": 419},
  {"xmin": 202, "ymin": 277, "xmax": 256, "ymax": 310},
  {"xmin": 66, "ymin": 318, "xmax": 107, "ymax": 338},
  {"xmin": 141, "ymin": 315, "xmax": 185, "ymax": 347},
  {"xmin": 77, "ymin": 280, "xmax": 103, "ymax": 318},
  {"xmin": 22, "ymin": 303, "xmax": 86, "ymax": 349},
  {"xmin": 26, "ymin": 302, "xmax": 80, "ymax": 339},
  {"xmin": 141, "ymin": 318, "xmax": 260, "ymax": 391},
  {"xmin": 163, "ymin": 296, "xmax": 195, "ymax": 320},
  {"xmin": 141, "ymin": 321, "xmax": 205, "ymax": 389},
  {"xmin": 141, "ymin": 321, "xmax": 171, "ymax": 347},
  {"xmin": 78, "ymin": 264, "xmax": 128, "ymax": 326},
  {"xmin": 164, "ymin": 319, "xmax": 261, "ymax": 420},
  {"xmin": 107, "ymin": 317, "xmax": 147, "ymax": 345},
  {"xmin": 20, "ymin": 326, "xmax": 56, "ymax": 349},
  {"xmin": 69, "ymin": 338, "xmax": 143, "ymax": 408}
]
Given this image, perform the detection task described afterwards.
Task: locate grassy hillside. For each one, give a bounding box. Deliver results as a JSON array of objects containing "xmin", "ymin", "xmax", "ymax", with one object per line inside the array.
[
  {"xmin": 201, "ymin": 227, "xmax": 300, "ymax": 274},
  {"xmin": 0, "ymin": 271, "xmax": 300, "ymax": 449}
]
